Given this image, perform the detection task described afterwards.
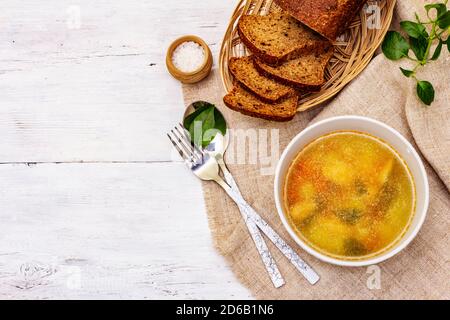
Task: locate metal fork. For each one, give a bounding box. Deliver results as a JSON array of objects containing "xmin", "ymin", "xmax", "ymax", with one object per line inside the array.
[
  {"xmin": 168, "ymin": 124, "xmax": 284, "ymax": 288},
  {"xmin": 168, "ymin": 124, "xmax": 320, "ymax": 286}
]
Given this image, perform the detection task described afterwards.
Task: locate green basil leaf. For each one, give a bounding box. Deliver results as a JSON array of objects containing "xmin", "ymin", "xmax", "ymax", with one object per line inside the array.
[
  {"xmin": 424, "ymin": 4, "xmax": 447, "ymax": 18},
  {"xmin": 410, "ymin": 36, "xmax": 428, "ymax": 60},
  {"xmin": 400, "ymin": 67, "xmax": 414, "ymax": 77},
  {"xmin": 188, "ymin": 119, "xmax": 203, "ymax": 147},
  {"xmin": 201, "ymin": 109, "xmax": 227, "ymax": 147},
  {"xmin": 213, "ymin": 108, "xmax": 227, "ymax": 136},
  {"xmin": 416, "ymin": 80, "xmax": 435, "ymax": 106},
  {"xmin": 382, "ymin": 31, "xmax": 410, "ymax": 60},
  {"xmin": 400, "ymin": 21, "xmax": 427, "ymax": 38},
  {"xmin": 431, "ymin": 40, "xmax": 443, "ymax": 60},
  {"xmin": 437, "ymin": 11, "xmax": 450, "ymax": 29},
  {"xmin": 183, "ymin": 103, "xmax": 212, "ymax": 129},
  {"xmin": 188, "ymin": 105, "xmax": 216, "ymax": 147},
  {"xmin": 202, "ymin": 128, "xmax": 222, "ymax": 147},
  {"xmin": 184, "ymin": 102, "xmax": 227, "ymax": 148},
  {"xmin": 448, "ymin": 38, "xmax": 450, "ymax": 52}
]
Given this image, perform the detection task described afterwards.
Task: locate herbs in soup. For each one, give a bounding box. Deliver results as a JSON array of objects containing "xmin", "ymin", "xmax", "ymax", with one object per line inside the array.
[{"xmin": 284, "ymin": 131, "xmax": 416, "ymax": 260}]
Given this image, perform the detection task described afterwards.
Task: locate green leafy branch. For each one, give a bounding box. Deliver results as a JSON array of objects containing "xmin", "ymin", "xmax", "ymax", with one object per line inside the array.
[{"xmin": 382, "ymin": 1, "xmax": 449, "ymax": 105}]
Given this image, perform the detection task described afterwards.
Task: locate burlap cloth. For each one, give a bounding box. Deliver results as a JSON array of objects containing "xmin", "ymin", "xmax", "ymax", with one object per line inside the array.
[{"xmin": 181, "ymin": 0, "xmax": 449, "ymax": 299}]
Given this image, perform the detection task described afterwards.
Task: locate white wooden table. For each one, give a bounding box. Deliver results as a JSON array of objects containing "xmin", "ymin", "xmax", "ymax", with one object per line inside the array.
[{"xmin": 0, "ymin": 0, "xmax": 252, "ymax": 299}]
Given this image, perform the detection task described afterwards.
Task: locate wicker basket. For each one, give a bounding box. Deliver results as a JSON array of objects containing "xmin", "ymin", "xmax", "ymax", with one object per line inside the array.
[{"xmin": 219, "ymin": 0, "xmax": 396, "ymax": 112}]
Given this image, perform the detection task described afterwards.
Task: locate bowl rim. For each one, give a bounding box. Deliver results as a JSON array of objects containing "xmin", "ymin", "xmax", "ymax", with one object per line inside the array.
[{"xmin": 274, "ymin": 115, "xmax": 429, "ymax": 267}]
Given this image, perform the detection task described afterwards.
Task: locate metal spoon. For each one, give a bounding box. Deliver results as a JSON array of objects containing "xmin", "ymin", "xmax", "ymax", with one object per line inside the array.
[
  {"xmin": 182, "ymin": 102, "xmax": 320, "ymax": 285},
  {"xmin": 183, "ymin": 101, "xmax": 285, "ymax": 287},
  {"xmin": 183, "ymin": 101, "xmax": 230, "ymax": 164}
]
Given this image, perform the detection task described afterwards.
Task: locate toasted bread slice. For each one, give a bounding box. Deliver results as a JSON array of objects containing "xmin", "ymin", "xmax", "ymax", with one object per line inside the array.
[
  {"xmin": 229, "ymin": 56, "xmax": 296, "ymax": 103},
  {"xmin": 223, "ymin": 82, "xmax": 298, "ymax": 122},
  {"xmin": 254, "ymin": 47, "xmax": 334, "ymax": 91},
  {"xmin": 237, "ymin": 12, "xmax": 330, "ymax": 65}
]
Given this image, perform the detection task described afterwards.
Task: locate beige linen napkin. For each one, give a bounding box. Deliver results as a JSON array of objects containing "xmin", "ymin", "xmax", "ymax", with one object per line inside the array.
[{"xmin": 181, "ymin": 0, "xmax": 449, "ymax": 299}]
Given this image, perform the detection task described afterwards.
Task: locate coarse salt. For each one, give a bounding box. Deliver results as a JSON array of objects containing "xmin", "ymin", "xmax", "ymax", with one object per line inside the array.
[{"xmin": 172, "ymin": 41, "xmax": 205, "ymax": 73}]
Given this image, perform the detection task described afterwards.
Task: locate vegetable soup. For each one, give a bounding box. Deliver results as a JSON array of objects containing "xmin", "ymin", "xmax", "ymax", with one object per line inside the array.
[{"xmin": 284, "ymin": 131, "xmax": 416, "ymax": 260}]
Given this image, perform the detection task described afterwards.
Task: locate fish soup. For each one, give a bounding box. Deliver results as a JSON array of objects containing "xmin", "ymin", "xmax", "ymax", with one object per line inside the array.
[{"xmin": 284, "ymin": 131, "xmax": 416, "ymax": 260}]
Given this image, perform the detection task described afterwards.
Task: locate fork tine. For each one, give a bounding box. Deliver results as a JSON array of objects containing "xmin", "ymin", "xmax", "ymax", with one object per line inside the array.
[
  {"xmin": 171, "ymin": 128, "xmax": 193, "ymax": 156},
  {"xmin": 178, "ymin": 123, "xmax": 205, "ymax": 158},
  {"xmin": 174, "ymin": 124, "xmax": 191, "ymax": 144},
  {"xmin": 167, "ymin": 133, "xmax": 188, "ymax": 161},
  {"xmin": 168, "ymin": 131, "xmax": 196, "ymax": 167},
  {"xmin": 174, "ymin": 125, "xmax": 203, "ymax": 161},
  {"xmin": 190, "ymin": 137, "xmax": 204, "ymax": 158},
  {"xmin": 176, "ymin": 123, "xmax": 189, "ymax": 137},
  {"xmin": 170, "ymin": 129, "xmax": 193, "ymax": 159}
]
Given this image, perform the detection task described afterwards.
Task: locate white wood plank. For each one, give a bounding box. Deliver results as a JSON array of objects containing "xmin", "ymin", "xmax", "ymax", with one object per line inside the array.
[
  {"xmin": 0, "ymin": 0, "xmax": 250, "ymax": 299},
  {"xmin": 0, "ymin": 0, "xmax": 232, "ymax": 162},
  {"xmin": 0, "ymin": 162, "xmax": 251, "ymax": 299}
]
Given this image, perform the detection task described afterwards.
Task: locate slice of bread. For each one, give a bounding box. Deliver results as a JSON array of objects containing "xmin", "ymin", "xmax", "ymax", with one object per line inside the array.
[
  {"xmin": 254, "ymin": 47, "xmax": 334, "ymax": 91},
  {"xmin": 229, "ymin": 56, "xmax": 296, "ymax": 103},
  {"xmin": 274, "ymin": 0, "xmax": 368, "ymax": 40},
  {"xmin": 238, "ymin": 12, "xmax": 330, "ymax": 65},
  {"xmin": 223, "ymin": 82, "xmax": 298, "ymax": 122}
]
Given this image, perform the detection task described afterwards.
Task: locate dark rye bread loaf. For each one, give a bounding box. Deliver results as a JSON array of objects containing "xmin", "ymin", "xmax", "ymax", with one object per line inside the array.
[
  {"xmin": 223, "ymin": 82, "xmax": 298, "ymax": 122},
  {"xmin": 237, "ymin": 12, "xmax": 330, "ymax": 65},
  {"xmin": 229, "ymin": 56, "xmax": 296, "ymax": 103},
  {"xmin": 254, "ymin": 47, "xmax": 334, "ymax": 91},
  {"xmin": 274, "ymin": 0, "xmax": 368, "ymax": 40}
]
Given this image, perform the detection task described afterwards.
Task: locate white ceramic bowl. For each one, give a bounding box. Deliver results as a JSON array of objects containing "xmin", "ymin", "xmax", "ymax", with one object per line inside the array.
[{"xmin": 274, "ymin": 115, "xmax": 429, "ymax": 267}]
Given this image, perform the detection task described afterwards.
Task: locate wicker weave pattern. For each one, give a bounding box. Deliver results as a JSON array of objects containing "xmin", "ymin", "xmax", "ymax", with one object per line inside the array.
[{"xmin": 219, "ymin": 0, "xmax": 396, "ymax": 112}]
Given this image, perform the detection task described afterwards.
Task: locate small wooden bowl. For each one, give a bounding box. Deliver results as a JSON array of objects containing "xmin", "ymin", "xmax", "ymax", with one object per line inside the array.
[{"xmin": 166, "ymin": 35, "xmax": 213, "ymax": 84}]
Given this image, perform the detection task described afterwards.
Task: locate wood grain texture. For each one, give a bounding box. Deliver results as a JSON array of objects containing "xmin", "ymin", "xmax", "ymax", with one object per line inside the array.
[
  {"xmin": 0, "ymin": 0, "xmax": 251, "ymax": 299},
  {"xmin": 0, "ymin": 0, "xmax": 230, "ymax": 162}
]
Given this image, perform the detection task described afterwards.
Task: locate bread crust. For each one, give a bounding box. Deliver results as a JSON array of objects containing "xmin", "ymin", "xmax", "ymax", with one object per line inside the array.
[
  {"xmin": 237, "ymin": 14, "xmax": 330, "ymax": 66},
  {"xmin": 253, "ymin": 48, "xmax": 334, "ymax": 91},
  {"xmin": 223, "ymin": 83, "xmax": 298, "ymax": 122},
  {"xmin": 223, "ymin": 97, "xmax": 295, "ymax": 121},
  {"xmin": 254, "ymin": 60, "xmax": 322, "ymax": 91},
  {"xmin": 228, "ymin": 56, "xmax": 296, "ymax": 103},
  {"xmin": 274, "ymin": 0, "xmax": 368, "ymax": 40}
]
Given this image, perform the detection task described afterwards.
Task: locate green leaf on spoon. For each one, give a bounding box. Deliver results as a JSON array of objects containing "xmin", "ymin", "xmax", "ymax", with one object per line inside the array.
[{"xmin": 183, "ymin": 102, "xmax": 227, "ymax": 148}]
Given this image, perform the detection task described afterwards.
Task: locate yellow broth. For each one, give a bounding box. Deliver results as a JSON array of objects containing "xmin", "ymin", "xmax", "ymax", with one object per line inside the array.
[{"xmin": 284, "ymin": 131, "xmax": 415, "ymax": 260}]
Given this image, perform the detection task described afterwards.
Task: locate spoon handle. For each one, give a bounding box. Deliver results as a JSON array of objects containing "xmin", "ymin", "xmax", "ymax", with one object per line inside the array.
[
  {"xmin": 213, "ymin": 177, "xmax": 285, "ymax": 288},
  {"xmin": 240, "ymin": 201, "xmax": 320, "ymax": 285},
  {"xmin": 219, "ymin": 163, "xmax": 320, "ymax": 285}
]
